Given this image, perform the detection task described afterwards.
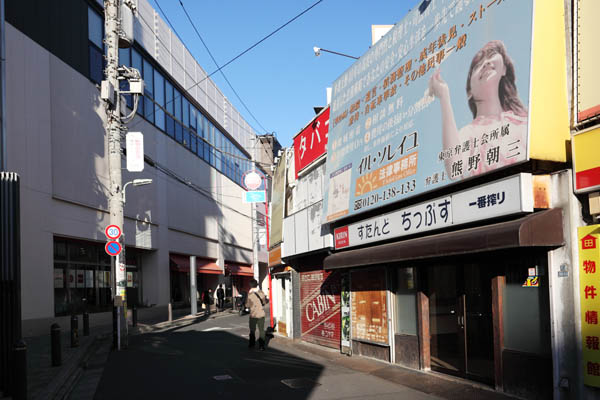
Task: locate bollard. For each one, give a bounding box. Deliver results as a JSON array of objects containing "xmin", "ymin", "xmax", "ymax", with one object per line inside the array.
[
  {"xmin": 132, "ymin": 304, "xmax": 138, "ymax": 327},
  {"xmin": 168, "ymin": 302, "xmax": 173, "ymax": 322},
  {"xmin": 83, "ymin": 311, "xmax": 90, "ymax": 336},
  {"xmin": 70, "ymin": 314, "xmax": 79, "ymax": 348},
  {"xmin": 13, "ymin": 340, "xmax": 27, "ymax": 400},
  {"xmin": 112, "ymin": 306, "xmax": 118, "ymax": 349},
  {"xmin": 51, "ymin": 323, "xmax": 62, "ymax": 366}
]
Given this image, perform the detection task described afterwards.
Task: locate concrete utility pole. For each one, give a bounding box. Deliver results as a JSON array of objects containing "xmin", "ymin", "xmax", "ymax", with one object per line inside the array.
[
  {"xmin": 104, "ymin": 0, "xmax": 125, "ymax": 349},
  {"xmin": 252, "ymin": 137, "xmax": 259, "ymax": 282}
]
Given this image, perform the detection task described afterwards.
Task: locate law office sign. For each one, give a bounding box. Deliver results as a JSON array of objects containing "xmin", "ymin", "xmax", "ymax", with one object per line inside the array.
[
  {"xmin": 323, "ymin": 0, "xmax": 534, "ymax": 223},
  {"xmin": 578, "ymin": 225, "xmax": 600, "ymax": 387}
]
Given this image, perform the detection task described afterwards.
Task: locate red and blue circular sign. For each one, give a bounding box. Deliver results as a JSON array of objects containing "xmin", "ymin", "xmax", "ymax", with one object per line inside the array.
[
  {"xmin": 105, "ymin": 241, "xmax": 122, "ymax": 256},
  {"xmin": 105, "ymin": 225, "xmax": 121, "ymax": 240}
]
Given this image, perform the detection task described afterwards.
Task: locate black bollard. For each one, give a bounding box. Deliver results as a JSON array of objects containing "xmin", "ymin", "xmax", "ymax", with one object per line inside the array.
[
  {"xmin": 13, "ymin": 340, "xmax": 27, "ymax": 400},
  {"xmin": 112, "ymin": 306, "xmax": 118, "ymax": 349},
  {"xmin": 51, "ymin": 323, "xmax": 62, "ymax": 366},
  {"xmin": 132, "ymin": 304, "xmax": 138, "ymax": 327},
  {"xmin": 70, "ymin": 314, "xmax": 79, "ymax": 348},
  {"xmin": 83, "ymin": 311, "xmax": 90, "ymax": 336}
]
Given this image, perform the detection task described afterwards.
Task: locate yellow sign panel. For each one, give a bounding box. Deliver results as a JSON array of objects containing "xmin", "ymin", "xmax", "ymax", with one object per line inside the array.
[
  {"xmin": 578, "ymin": 225, "xmax": 600, "ymax": 387},
  {"xmin": 573, "ymin": 128, "xmax": 600, "ymax": 193},
  {"xmin": 576, "ymin": 0, "xmax": 600, "ymax": 122}
]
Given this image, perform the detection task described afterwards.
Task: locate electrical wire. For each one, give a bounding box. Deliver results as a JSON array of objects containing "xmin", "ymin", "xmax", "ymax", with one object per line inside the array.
[{"xmin": 178, "ymin": 0, "xmax": 269, "ymax": 134}]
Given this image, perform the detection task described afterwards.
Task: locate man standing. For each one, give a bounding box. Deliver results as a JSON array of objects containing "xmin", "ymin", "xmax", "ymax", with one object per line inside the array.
[
  {"xmin": 202, "ymin": 288, "xmax": 213, "ymax": 316},
  {"xmin": 216, "ymin": 284, "xmax": 225, "ymax": 311},
  {"xmin": 245, "ymin": 279, "xmax": 268, "ymax": 350}
]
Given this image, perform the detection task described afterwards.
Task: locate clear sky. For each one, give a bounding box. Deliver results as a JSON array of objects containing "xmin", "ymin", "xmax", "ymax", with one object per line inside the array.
[{"xmin": 150, "ymin": 0, "xmax": 422, "ymax": 148}]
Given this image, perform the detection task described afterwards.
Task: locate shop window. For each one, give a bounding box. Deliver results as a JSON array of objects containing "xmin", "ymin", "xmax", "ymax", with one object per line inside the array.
[{"xmin": 395, "ymin": 267, "xmax": 417, "ymax": 335}]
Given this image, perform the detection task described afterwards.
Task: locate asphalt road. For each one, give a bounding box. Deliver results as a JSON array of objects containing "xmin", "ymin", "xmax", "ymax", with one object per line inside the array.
[{"xmin": 90, "ymin": 312, "xmax": 441, "ymax": 400}]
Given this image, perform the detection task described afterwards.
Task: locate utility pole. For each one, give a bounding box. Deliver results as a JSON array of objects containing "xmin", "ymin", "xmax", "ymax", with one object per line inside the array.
[
  {"xmin": 252, "ymin": 137, "xmax": 259, "ymax": 283},
  {"xmin": 104, "ymin": 0, "xmax": 125, "ymax": 349}
]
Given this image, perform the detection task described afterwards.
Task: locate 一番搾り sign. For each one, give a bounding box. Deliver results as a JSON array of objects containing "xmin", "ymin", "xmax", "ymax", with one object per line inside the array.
[{"xmin": 323, "ymin": 0, "xmax": 534, "ymax": 223}]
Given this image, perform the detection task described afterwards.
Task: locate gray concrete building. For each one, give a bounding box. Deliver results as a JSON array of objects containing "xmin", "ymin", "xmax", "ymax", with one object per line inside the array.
[{"xmin": 3, "ymin": 0, "xmax": 271, "ymax": 335}]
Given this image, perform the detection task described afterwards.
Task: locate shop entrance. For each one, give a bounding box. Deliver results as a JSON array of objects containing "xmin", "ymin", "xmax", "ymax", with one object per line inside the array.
[{"xmin": 426, "ymin": 263, "xmax": 495, "ymax": 384}]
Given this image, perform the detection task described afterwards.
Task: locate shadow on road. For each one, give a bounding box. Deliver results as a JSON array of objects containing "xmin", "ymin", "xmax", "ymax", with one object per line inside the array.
[{"xmin": 94, "ymin": 328, "xmax": 325, "ymax": 400}]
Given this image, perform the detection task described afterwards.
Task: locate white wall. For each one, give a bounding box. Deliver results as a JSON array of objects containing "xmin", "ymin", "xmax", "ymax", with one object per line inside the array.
[{"xmin": 5, "ymin": 23, "xmax": 254, "ymax": 322}]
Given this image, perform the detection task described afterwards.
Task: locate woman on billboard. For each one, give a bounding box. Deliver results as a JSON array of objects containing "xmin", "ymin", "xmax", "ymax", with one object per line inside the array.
[{"xmin": 428, "ymin": 40, "xmax": 528, "ymax": 178}]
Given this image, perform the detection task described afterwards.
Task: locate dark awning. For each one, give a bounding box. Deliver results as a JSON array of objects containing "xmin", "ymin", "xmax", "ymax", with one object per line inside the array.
[
  {"xmin": 324, "ymin": 208, "xmax": 564, "ymax": 270},
  {"xmin": 170, "ymin": 255, "xmax": 222, "ymax": 274}
]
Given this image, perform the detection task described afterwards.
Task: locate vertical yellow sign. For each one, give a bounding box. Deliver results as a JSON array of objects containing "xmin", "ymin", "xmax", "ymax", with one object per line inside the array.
[{"xmin": 579, "ymin": 225, "xmax": 600, "ymax": 387}]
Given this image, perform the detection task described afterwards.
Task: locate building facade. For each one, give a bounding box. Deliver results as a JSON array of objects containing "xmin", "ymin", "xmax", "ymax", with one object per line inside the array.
[
  {"xmin": 270, "ymin": 1, "xmax": 600, "ymax": 399},
  {"xmin": 4, "ymin": 0, "xmax": 272, "ymax": 335}
]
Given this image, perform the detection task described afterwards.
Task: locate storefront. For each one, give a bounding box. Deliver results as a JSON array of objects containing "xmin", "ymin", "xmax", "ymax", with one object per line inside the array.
[
  {"xmin": 169, "ymin": 254, "xmax": 221, "ymax": 305},
  {"xmin": 53, "ymin": 237, "xmax": 143, "ymax": 315},
  {"xmin": 325, "ymin": 208, "xmax": 563, "ymax": 397}
]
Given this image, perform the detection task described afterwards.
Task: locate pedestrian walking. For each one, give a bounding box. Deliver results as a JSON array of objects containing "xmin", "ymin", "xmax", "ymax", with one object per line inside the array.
[
  {"xmin": 245, "ymin": 279, "xmax": 268, "ymax": 350},
  {"xmin": 216, "ymin": 284, "xmax": 225, "ymax": 311},
  {"xmin": 202, "ymin": 288, "xmax": 213, "ymax": 316}
]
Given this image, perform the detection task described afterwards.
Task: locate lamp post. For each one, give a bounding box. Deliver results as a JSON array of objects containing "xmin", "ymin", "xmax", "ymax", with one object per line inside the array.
[
  {"xmin": 313, "ymin": 46, "xmax": 358, "ymax": 60},
  {"xmin": 122, "ymin": 178, "xmax": 153, "ymax": 203}
]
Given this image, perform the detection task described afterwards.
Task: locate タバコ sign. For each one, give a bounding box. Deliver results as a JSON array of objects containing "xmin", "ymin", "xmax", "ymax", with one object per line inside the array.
[
  {"xmin": 323, "ymin": 0, "xmax": 534, "ymax": 223},
  {"xmin": 294, "ymin": 107, "xmax": 330, "ymax": 178},
  {"xmin": 578, "ymin": 225, "xmax": 600, "ymax": 388}
]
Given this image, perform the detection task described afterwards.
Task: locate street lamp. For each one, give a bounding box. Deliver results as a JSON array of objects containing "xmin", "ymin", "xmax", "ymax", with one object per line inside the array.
[
  {"xmin": 313, "ymin": 46, "xmax": 358, "ymax": 60},
  {"xmin": 122, "ymin": 178, "xmax": 152, "ymax": 203}
]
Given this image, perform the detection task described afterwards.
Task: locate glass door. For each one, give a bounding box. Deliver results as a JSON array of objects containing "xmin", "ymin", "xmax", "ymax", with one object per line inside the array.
[{"xmin": 427, "ymin": 263, "xmax": 495, "ymax": 384}]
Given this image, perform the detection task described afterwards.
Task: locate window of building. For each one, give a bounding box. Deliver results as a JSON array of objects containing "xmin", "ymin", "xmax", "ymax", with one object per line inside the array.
[{"xmin": 87, "ymin": 7, "xmax": 104, "ymax": 84}]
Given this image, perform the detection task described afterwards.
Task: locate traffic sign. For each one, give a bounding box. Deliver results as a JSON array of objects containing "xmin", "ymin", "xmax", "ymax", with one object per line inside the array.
[
  {"xmin": 243, "ymin": 190, "xmax": 266, "ymax": 203},
  {"xmin": 105, "ymin": 225, "xmax": 121, "ymax": 240},
  {"xmin": 242, "ymin": 170, "xmax": 263, "ymax": 191},
  {"xmin": 105, "ymin": 241, "xmax": 122, "ymax": 256}
]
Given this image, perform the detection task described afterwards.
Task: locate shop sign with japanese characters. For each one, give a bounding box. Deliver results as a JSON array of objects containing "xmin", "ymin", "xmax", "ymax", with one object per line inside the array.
[
  {"xmin": 294, "ymin": 107, "xmax": 330, "ymax": 177},
  {"xmin": 323, "ymin": 0, "xmax": 534, "ymax": 223},
  {"xmin": 335, "ymin": 173, "xmax": 532, "ymax": 249},
  {"xmin": 578, "ymin": 225, "xmax": 600, "ymax": 387}
]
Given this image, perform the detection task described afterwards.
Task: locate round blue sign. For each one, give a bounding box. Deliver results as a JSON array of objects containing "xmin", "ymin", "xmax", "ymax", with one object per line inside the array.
[{"xmin": 105, "ymin": 241, "xmax": 122, "ymax": 256}]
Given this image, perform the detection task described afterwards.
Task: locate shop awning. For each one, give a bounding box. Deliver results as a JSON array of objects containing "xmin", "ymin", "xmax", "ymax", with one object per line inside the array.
[
  {"xmin": 225, "ymin": 262, "xmax": 254, "ymax": 277},
  {"xmin": 324, "ymin": 208, "xmax": 564, "ymax": 270},
  {"xmin": 169, "ymin": 255, "xmax": 222, "ymax": 274}
]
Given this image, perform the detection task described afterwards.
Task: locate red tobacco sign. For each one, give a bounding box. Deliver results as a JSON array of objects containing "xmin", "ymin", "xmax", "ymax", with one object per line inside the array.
[{"xmin": 293, "ymin": 107, "xmax": 330, "ymax": 178}]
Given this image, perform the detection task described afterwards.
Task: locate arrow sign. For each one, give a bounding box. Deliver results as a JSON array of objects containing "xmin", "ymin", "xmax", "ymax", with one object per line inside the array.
[{"xmin": 105, "ymin": 241, "xmax": 122, "ymax": 256}]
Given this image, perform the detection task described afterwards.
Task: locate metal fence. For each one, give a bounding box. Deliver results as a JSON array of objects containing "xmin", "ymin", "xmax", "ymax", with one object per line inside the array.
[{"xmin": 0, "ymin": 172, "xmax": 21, "ymax": 395}]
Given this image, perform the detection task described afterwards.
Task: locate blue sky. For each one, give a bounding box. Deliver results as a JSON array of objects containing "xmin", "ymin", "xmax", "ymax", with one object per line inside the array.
[{"xmin": 150, "ymin": 0, "xmax": 422, "ymax": 148}]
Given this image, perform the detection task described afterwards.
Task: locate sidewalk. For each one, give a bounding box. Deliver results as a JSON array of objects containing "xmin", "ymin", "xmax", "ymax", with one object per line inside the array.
[{"xmin": 23, "ymin": 306, "xmax": 209, "ymax": 400}]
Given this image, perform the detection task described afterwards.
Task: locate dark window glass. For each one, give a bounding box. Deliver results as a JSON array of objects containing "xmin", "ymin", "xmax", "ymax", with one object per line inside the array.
[
  {"xmin": 190, "ymin": 107, "xmax": 197, "ymax": 131},
  {"xmin": 190, "ymin": 134, "xmax": 197, "ymax": 154},
  {"xmin": 174, "ymin": 90, "xmax": 182, "ymax": 121},
  {"xmin": 119, "ymin": 47, "xmax": 130, "ymax": 67},
  {"xmin": 132, "ymin": 50, "xmax": 143, "ymax": 116},
  {"xmin": 144, "ymin": 97, "xmax": 154, "ymax": 123},
  {"xmin": 166, "ymin": 115, "xmax": 175, "ymax": 138},
  {"xmin": 143, "ymin": 59, "xmax": 153, "ymax": 98},
  {"xmin": 154, "ymin": 106, "xmax": 164, "ymax": 131},
  {"xmin": 183, "ymin": 98, "xmax": 190, "ymax": 127},
  {"xmin": 196, "ymin": 137, "xmax": 203, "ymax": 157},
  {"xmin": 154, "ymin": 70, "xmax": 164, "ymax": 106},
  {"xmin": 183, "ymin": 128, "xmax": 191, "ymax": 149},
  {"xmin": 54, "ymin": 240, "xmax": 67, "ymax": 260},
  {"xmin": 88, "ymin": 8, "xmax": 103, "ymax": 48},
  {"xmin": 165, "ymin": 81, "xmax": 174, "ymax": 114},
  {"xmin": 89, "ymin": 45, "xmax": 103, "ymax": 84},
  {"xmin": 175, "ymin": 122, "xmax": 183, "ymax": 143}
]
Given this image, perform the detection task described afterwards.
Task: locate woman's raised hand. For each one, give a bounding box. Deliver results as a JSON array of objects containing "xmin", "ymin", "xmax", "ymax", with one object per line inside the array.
[{"xmin": 428, "ymin": 68, "xmax": 449, "ymax": 100}]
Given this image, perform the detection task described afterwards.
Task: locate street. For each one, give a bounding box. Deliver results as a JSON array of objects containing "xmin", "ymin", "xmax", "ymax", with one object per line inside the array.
[{"xmin": 81, "ymin": 312, "xmax": 442, "ymax": 400}]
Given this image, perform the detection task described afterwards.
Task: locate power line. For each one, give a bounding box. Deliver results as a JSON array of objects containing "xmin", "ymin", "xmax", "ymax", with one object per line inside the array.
[
  {"xmin": 134, "ymin": 0, "xmax": 324, "ymax": 132},
  {"xmin": 178, "ymin": 0, "xmax": 269, "ymax": 134}
]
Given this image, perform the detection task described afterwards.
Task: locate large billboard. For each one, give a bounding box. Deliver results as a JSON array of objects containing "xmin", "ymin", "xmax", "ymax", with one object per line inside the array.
[
  {"xmin": 323, "ymin": 0, "xmax": 534, "ymax": 223},
  {"xmin": 575, "ymin": 0, "xmax": 600, "ymax": 123}
]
